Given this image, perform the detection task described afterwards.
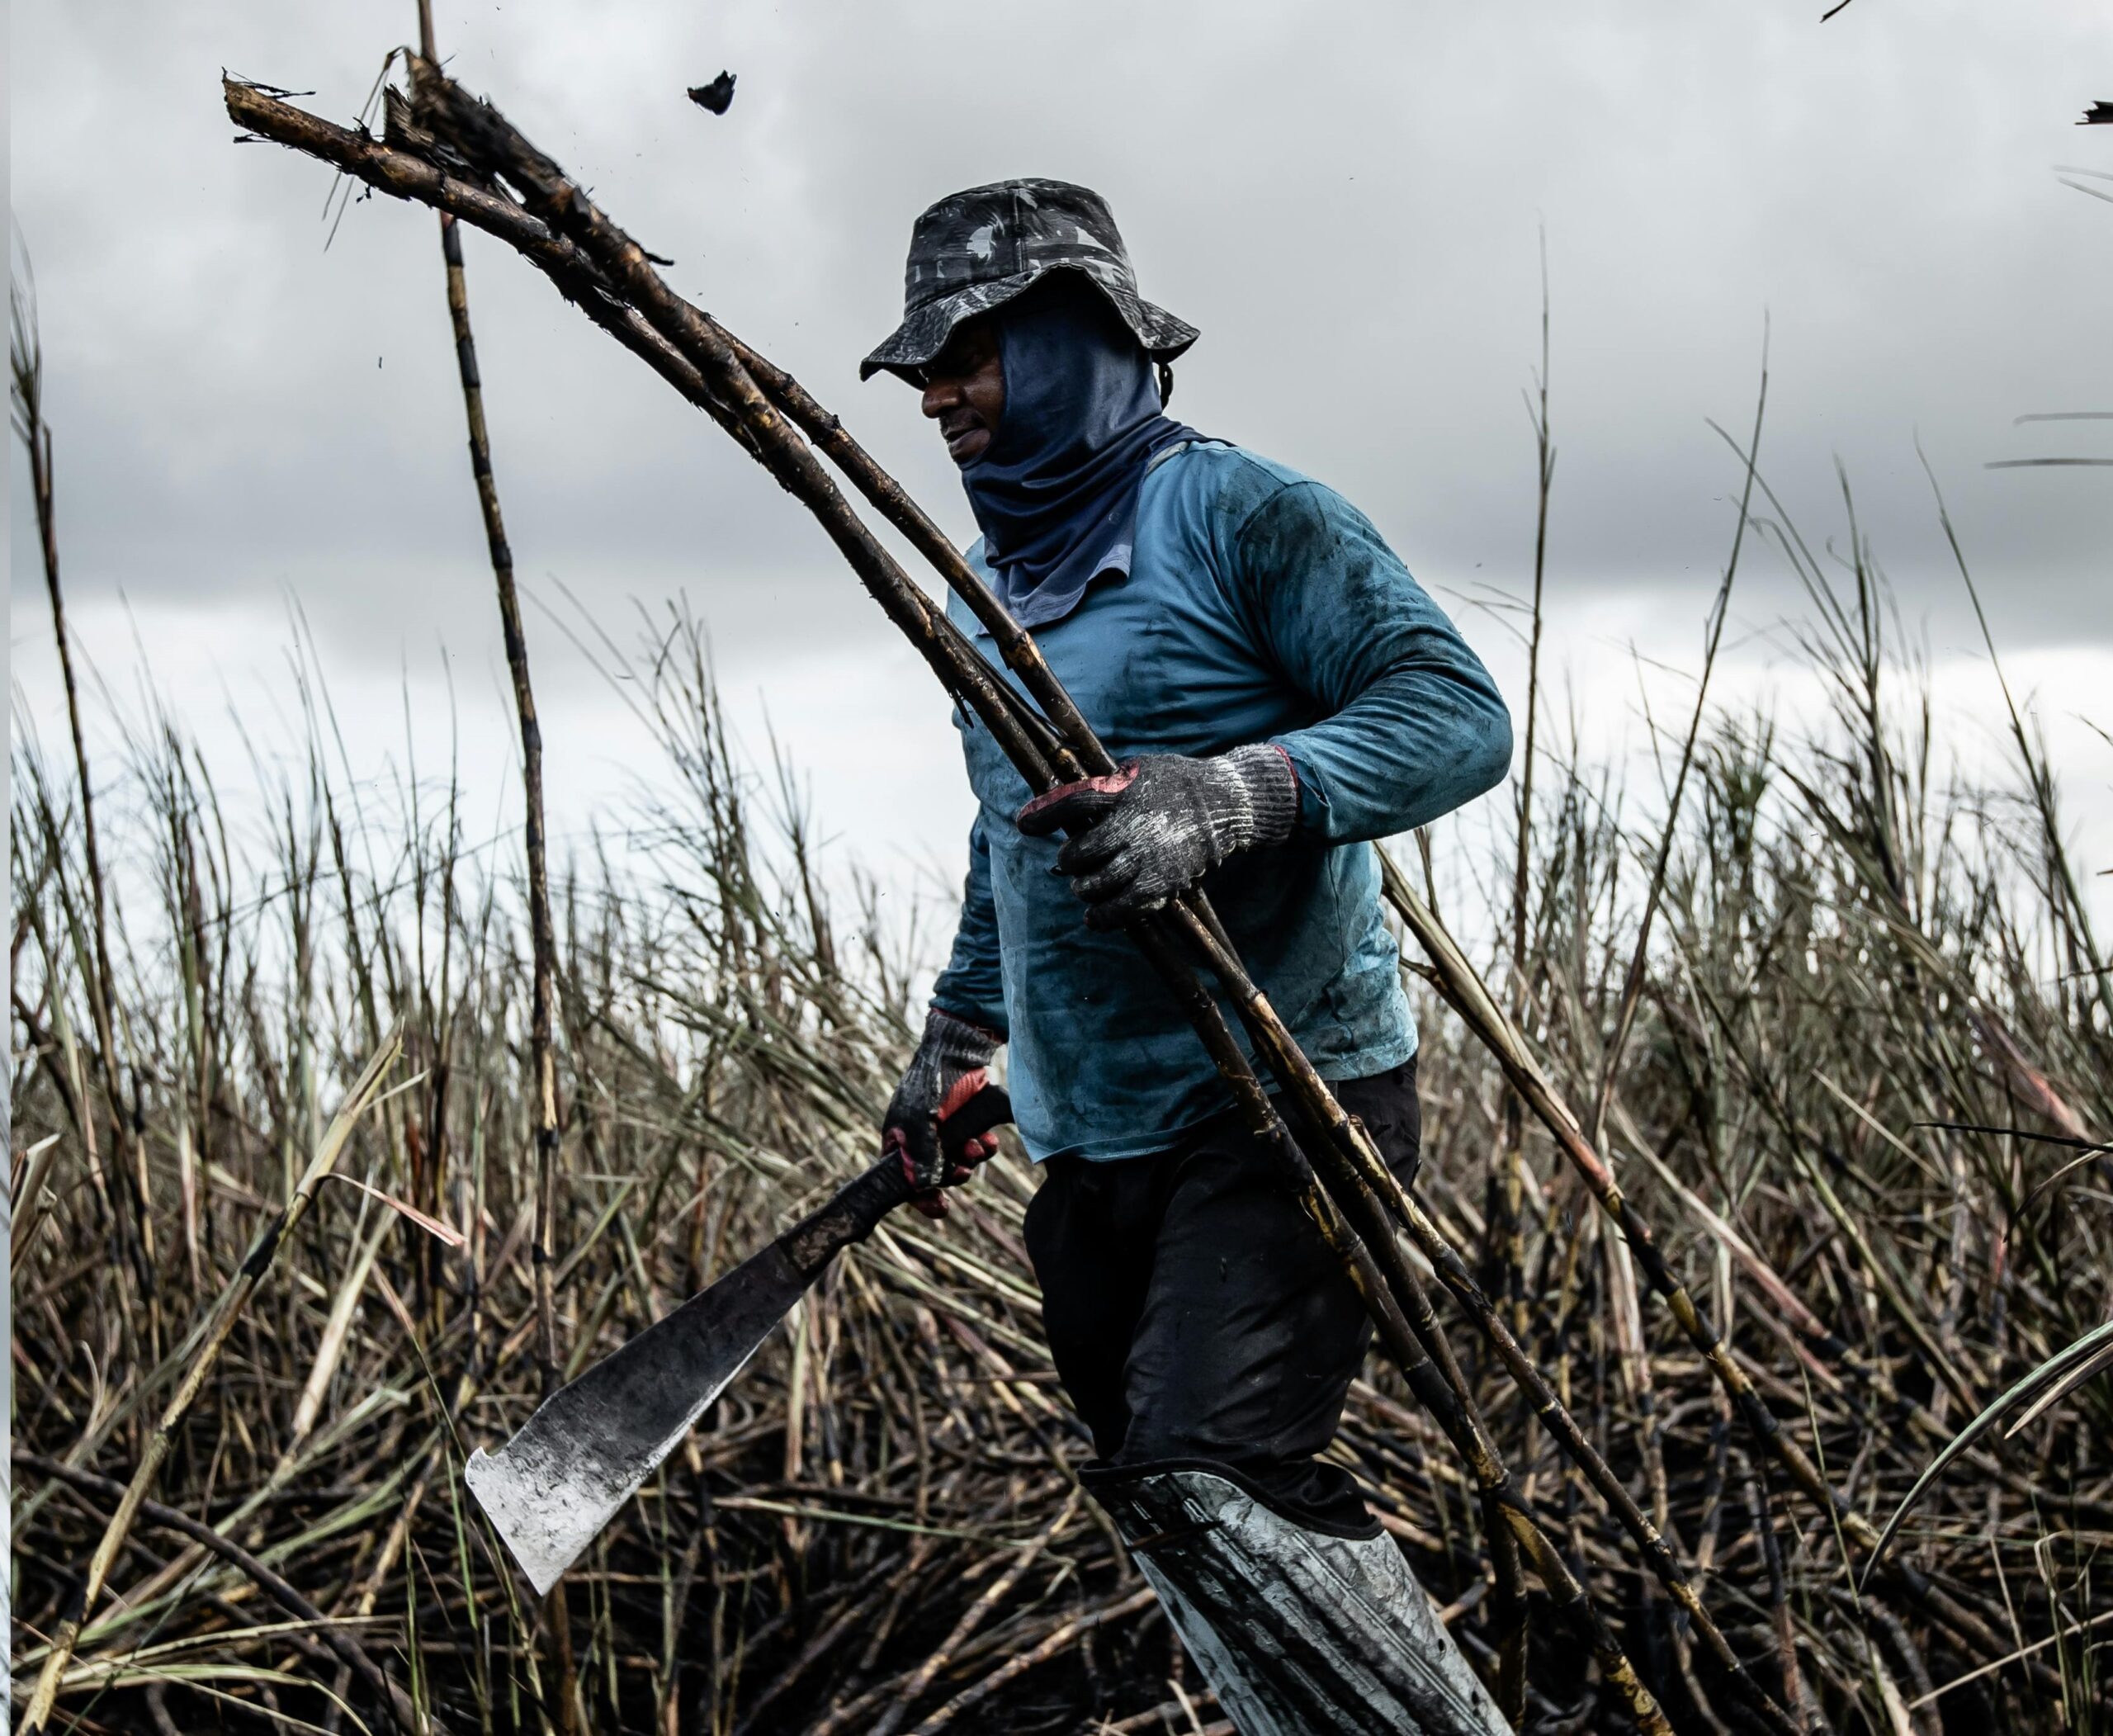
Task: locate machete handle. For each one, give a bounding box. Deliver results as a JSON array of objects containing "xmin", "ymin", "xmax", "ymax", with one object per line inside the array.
[
  {"xmin": 777, "ymin": 1085, "xmax": 1013, "ymax": 1277},
  {"xmin": 938, "ymin": 1081, "xmax": 1015, "ymax": 1155}
]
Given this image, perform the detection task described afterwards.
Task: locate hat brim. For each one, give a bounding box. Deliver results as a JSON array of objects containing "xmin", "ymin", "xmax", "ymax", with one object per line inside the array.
[{"xmin": 859, "ymin": 267, "xmax": 1198, "ymax": 383}]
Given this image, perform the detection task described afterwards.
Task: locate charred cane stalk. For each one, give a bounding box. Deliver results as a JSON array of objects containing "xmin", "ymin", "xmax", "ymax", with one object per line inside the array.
[{"xmin": 412, "ymin": 2, "xmax": 580, "ymax": 1726}]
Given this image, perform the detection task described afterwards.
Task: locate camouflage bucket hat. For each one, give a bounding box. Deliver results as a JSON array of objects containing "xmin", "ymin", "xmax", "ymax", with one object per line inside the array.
[{"xmin": 861, "ymin": 178, "xmax": 1198, "ymax": 382}]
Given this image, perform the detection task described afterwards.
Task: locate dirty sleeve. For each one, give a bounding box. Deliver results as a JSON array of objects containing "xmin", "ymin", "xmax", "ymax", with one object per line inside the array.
[
  {"xmin": 1236, "ymin": 480, "xmax": 1514, "ymax": 843},
  {"xmin": 929, "ymin": 814, "xmax": 1009, "ymax": 1036}
]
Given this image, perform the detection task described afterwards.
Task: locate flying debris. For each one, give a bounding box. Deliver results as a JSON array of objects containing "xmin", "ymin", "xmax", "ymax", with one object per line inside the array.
[{"xmin": 688, "ymin": 70, "xmax": 736, "ymax": 115}]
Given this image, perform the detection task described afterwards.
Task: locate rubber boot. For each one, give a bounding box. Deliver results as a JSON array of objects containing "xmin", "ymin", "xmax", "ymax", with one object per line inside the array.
[{"xmin": 1085, "ymin": 1461, "xmax": 1513, "ymax": 1736}]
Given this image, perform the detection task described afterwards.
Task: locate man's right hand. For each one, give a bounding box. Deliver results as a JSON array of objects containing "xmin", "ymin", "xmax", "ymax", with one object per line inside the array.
[{"xmin": 884, "ymin": 1007, "xmax": 1006, "ymax": 1219}]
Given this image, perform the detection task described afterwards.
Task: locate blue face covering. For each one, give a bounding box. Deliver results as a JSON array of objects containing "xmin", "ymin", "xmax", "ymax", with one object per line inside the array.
[{"xmin": 961, "ymin": 277, "xmax": 1201, "ymax": 631}]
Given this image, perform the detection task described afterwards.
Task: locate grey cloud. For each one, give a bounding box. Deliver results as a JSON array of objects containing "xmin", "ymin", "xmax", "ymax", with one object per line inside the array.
[{"xmin": 11, "ymin": 0, "xmax": 2110, "ymax": 696}]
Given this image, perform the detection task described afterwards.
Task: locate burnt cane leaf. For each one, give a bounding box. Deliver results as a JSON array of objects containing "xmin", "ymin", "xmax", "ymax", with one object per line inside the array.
[
  {"xmin": 688, "ymin": 71, "xmax": 737, "ymax": 116},
  {"xmin": 2081, "ymin": 101, "xmax": 2113, "ymax": 125},
  {"xmin": 1864, "ymin": 1317, "xmax": 2113, "ymax": 1580}
]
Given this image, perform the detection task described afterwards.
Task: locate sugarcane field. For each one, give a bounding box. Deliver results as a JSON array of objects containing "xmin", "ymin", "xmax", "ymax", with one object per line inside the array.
[{"xmin": 8, "ymin": 7, "xmax": 2111, "ymax": 1734}]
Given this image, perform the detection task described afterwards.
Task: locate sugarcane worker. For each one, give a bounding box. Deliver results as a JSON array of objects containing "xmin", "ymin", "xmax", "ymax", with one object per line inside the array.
[{"xmin": 863, "ymin": 180, "xmax": 1515, "ymax": 1736}]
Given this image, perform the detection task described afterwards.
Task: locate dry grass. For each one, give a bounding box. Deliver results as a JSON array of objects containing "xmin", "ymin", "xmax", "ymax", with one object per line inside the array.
[{"xmin": 11, "ymin": 343, "xmax": 2110, "ymax": 1736}]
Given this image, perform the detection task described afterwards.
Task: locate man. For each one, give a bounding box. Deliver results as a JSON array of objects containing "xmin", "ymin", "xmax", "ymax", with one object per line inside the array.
[{"xmin": 864, "ymin": 180, "xmax": 1515, "ymax": 1736}]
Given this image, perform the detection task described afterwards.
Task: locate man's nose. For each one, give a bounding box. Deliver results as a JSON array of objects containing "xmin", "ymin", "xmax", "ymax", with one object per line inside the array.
[{"xmin": 920, "ymin": 377, "xmax": 961, "ymax": 420}]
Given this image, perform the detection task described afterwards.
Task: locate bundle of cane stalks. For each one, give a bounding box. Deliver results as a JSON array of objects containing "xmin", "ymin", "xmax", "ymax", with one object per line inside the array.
[{"xmin": 10, "ymin": 60, "xmax": 2109, "ymax": 1736}]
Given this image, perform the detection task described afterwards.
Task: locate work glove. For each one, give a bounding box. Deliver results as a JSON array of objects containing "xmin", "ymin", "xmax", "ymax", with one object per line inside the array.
[
  {"xmin": 884, "ymin": 1006, "xmax": 1007, "ymax": 1219},
  {"xmin": 1014, "ymin": 745, "xmax": 1299, "ymax": 930}
]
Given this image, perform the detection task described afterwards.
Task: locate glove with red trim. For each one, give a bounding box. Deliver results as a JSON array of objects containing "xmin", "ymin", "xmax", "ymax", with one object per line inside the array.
[
  {"xmin": 1014, "ymin": 745, "xmax": 1299, "ymax": 930},
  {"xmin": 884, "ymin": 1006, "xmax": 1007, "ymax": 1219}
]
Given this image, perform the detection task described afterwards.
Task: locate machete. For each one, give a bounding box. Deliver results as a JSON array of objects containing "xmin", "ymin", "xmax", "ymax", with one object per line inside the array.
[{"xmin": 466, "ymin": 1086, "xmax": 1013, "ymax": 1594}]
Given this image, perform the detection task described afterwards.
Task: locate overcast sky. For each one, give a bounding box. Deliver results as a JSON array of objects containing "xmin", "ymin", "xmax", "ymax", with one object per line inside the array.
[{"xmin": 11, "ymin": 0, "xmax": 2111, "ymax": 932}]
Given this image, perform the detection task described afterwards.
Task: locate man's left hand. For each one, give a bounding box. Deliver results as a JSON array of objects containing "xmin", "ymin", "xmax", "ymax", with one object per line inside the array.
[{"xmin": 1015, "ymin": 744, "xmax": 1298, "ymax": 929}]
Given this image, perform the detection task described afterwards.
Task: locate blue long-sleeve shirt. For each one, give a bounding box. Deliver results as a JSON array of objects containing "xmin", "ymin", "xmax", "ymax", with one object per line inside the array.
[{"xmin": 931, "ymin": 441, "xmax": 1511, "ymax": 1161}]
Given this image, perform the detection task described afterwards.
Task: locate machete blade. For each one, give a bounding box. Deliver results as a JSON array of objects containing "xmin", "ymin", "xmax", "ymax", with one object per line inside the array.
[
  {"xmin": 465, "ymin": 1087, "xmax": 1013, "ymax": 1595},
  {"xmin": 466, "ymin": 1236, "xmax": 809, "ymax": 1595}
]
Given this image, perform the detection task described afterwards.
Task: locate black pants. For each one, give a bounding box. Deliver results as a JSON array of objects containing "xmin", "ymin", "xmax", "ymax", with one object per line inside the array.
[{"xmin": 1023, "ymin": 1057, "xmax": 1421, "ymax": 1536}]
